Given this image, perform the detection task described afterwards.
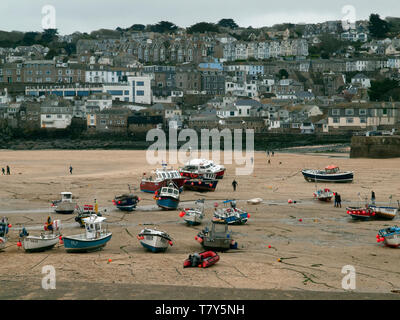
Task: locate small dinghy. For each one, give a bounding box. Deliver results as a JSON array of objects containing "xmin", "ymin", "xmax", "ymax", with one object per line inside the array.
[
  {"xmin": 195, "ymin": 221, "xmax": 237, "ymax": 251},
  {"xmin": 75, "ymin": 202, "xmax": 102, "ymax": 227},
  {"xmin": 346, "ymin": 206, "xmax": 376, "ymax": 220},
  {"xmin": 247, "ymin": 198, "xmax": 263, "ymax": 205},
  {"xmin": 0, "ymin": 217, "xmax": 10, "ymax": 251},
  {"xmin": 113, "ymin": 185, "xmax": 140, "ymax": 211},
  {"xmin": 63, "ymin": 216, "xmax": 112, "ymax": 253},
  {"xmin": 155, "ymin": 182, "xmax": 180, "ymax": 210},
  {"xmin": 377, "ymin": 226, "xmax": 400, "ymax": 248},
  {"xmin": 137, "ymin": 228, "xmax": 173, "ymax": 253},
  {"xmin": 213, "ymin": 200, "xmax": 250, "ymax": 225},
  {"xmin": 179, "ymin": 199, "xmax": 205, "ymax": 226},
  {"xmin": 19, "ymin": 218, "xmax": 61, "ymax": 253},
  {"xmin": 313, "ymin": 188, "xmax": 334, "ymax": 202},
  {"xmin": 183, "ymin": 251, "xmax": 220, "ymax": 268},
  {"xmin": 52, "ymin": 192, "xmax": 77, "ymax": 214}
]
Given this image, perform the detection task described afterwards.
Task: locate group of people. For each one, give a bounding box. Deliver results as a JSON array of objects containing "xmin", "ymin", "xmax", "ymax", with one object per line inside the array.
[
  {"xmin": 1, "ymin": 165, "xmax": 10, "ymax": 175},
  {"xmin": 334, "ymin": 190, "xmax": 376, "ymax": 208}
]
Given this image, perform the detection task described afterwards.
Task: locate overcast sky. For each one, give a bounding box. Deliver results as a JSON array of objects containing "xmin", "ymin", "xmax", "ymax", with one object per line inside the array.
[{"xmin": 1, "ymin": 0, "xmax": 399, "ymax": 35}]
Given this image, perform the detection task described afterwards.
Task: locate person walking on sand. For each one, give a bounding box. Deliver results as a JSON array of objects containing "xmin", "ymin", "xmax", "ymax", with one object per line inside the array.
[
  {"xmin": 337, "ymin": 193, "xmax": 342, "ymax": 208},
  {"xmin": 69, "ymin": 165, "xmax": 73, "ymax": 175},
  {"xmin": 371, "ymin": 191, "xmax": 376, "ymax": 205},
  {"xmin": 334, "ymin": 192, "xmax": 338, "ymax": 207},
  {"xmin": 1, "ymin": 168, "xmax": 4, "ymax": 175},
  {"xmin": 272, "ymin": 151, "xmax": 274, "ymax": 157},
  {"xmin": 232, "ymin": 179, "xmax": 238, "ymax": 192},
  {"xmin": 6, "ymin": 165, "xmax": 10, "ymax": 175}
]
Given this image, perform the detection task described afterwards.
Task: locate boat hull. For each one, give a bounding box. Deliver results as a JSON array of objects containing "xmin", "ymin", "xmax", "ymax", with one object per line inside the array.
[
  {"xmin": 302, "ymin": 170, "xmax": 353, "ymax": 183},
  {"xmin": 140, "ymin": 236, "xmax": 169, "ymax": 253},
  {"xmin": 384, "ymin": 235, "xmax": 400, "ymax": 248},
  {"xmin": 369, "ymin": 206, "xmax": 397, "ymax": 220},
  {"xmin": 183, "ymin": 179, "xmax": 218, "ymax": 192},
  {"xmin": 63, "ymin": 233, "xmax": 112, "ymax": 253},
  {"xmin": 156, "ymin": 197, "xmax": 179, "ymax": 210},
  {"xmin": 181, "ymin": 169, "xmax": 225, "ymax": 180},
  {"xmin": 54, "ymin": 202, "xmax": 76, "ymax": 214},
  {"xmin": 346, "ymin": 207, "xmax": 375, "ymax": 220},
  {"xmin": 23, "ymin": 236, "xmax": 59, "ymax": 253},
  {"xmin": 140, "ymin": 178, "xmax": 185, "ymax": 193},
  {"xmin": 0, "ymin": 237, "xmax": 6, "ymax": 250}
]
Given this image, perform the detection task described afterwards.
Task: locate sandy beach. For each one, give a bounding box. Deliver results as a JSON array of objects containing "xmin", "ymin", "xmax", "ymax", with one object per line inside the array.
[{"xmin": 0, "ymin": 149, "xmax": 400, "ymax": 299}]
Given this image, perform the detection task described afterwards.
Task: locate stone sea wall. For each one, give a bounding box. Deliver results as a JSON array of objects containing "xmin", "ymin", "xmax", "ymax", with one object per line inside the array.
[{"xmin": 350, "ymin": 136, "xmax": 400, "ymax": 158}]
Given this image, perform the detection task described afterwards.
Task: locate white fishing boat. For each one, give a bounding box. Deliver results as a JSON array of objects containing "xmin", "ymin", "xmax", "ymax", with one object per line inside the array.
[
  {"xmin": 213, "ymin": 200, "xmax": 250, "ymax": 225},
  {"xmin": 247, "ymin": 198, "xmax": 263, "ymax": 205},
  {"xmin": 179, "ymin": 199, "xmax": 205, "ymax": 226},
  {"xmin": 377, "ymin": 226, "xmax": 400, "ymax": 248},
  {"xmin": 137, "ymin": 228, "xmax": 173, "ymax": 253},
  {"xmin": 20, "ymin": 219, "xmax": 61, "ymax": 253},
  {"xmin": 52, "ymin": 192, "xmax": 77, "ymax": 214}
]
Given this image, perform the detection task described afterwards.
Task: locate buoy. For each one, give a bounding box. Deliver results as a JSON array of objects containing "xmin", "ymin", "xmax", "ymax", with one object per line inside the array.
[
  {"xmin": 108, "ymin": 259, "xmax": 112, "ymax": 263},
  {"xmin": 277, "ymin": 258, "xmax": 282, "ymax": 262},
  {"xmin": 169, "ymin": 241, "xmax": 173, "ymax": 246},
  {"xmin": 247, "ymin": 213, "xmax": 251, "ymax": 218},
  {"xmin": 288, "ymin": 199, "xmax": 292, "ymax": 204},
  {"xmin": 179, "ymin": 211, "xmax": 186, "ymax": 217},
  {"xmin": 17, "ymin": 241, "xmax": 22, "ymax": 247},
  {"xmin": 299, "ymin": 218, "xmax": 303, "ymax": 222},
  {"xmin": 8, "ymin": 224, "xmax": 11, "ymax": 228},
  {"xmin": 268, "ymin": 245, "xmax": 271, "ymax": 248}
]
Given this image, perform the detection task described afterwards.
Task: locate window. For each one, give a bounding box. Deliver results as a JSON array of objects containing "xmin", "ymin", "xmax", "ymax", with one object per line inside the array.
[
  {"xmin": 332, "ymin": 109, "xmax": 340, "ymax": 116},
  {"xmin": 333, "ymin": 117, "xmax": 339, "ymax": 124},
  {"xmin": 136, "ymin": 81, "xmax": 145, "ymax": 86},
  {"xmin": 360, "ymin": 117, "xmax": 366, "ymax": 123},
  {"xmin": 345, "ymin": 108, "xmax": 354, "ymax": 116},
  {"xmin": 346, "ymin": 118, "xmax": 354, "ymax": 124},
  {"xmin": 136, "ymin": 90, "xmax": 145, "ymax": 96},
  {"xmin": 359, "ymin": 109, "xmax": 367, "ymax": 116}
]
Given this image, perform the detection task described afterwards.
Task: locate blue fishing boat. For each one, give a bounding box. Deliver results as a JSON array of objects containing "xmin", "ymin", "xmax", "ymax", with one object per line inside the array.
[
  {"xmin": 213, "ymin": 200, "xmax": 250, "ymax": 225},
  {"xmin": 377, "ymin": 226, "xmax": 400, "ymax": 248},
  {"xmin": 0, "ymin": 217, "xmax": 10, "ymax": 251},
  {"xmin": 155, "ymin": 182, "xmax": 180, "ymax": 210},
  {"xmin": 63, "ymin": 216, "xmax": 112, "ymax": 253},
  {"xmin": 302, "ymin": 165, "xmax": 353, "ymax": 183}
]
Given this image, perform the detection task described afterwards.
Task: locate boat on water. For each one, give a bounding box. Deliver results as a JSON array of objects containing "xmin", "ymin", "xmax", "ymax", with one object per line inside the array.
[
  {"xmin": 113, "ymin": 185, "xmax": 140, "ymax": 211},
  {"xmin": 140, "ymin": 167, "xmax": 185, "ymax": 193},
  {"xmin": 180, "ymin": 159, "xmax": 226, "ymax": 180},
  {"xmin": 302, "ymin": 165, "xmax": 353, "ymax": 183},
  {"xmin": 19, "ymin": 219, "xmax": 61, "ymax": 253},
  {"xmin": 63, "ymin": 216, "xmax": 112, "ymax": 253},
  {"xmin": 377, "ymin": 226, "xmax": 400, "ymax": 248},
  {"xmin": 155, "ymin": 182, "xmax": 180, "ymax": 210},
  {"xmin": 368, "ymin": 205, "xmax": 398, "ymax": 220},
  {"xmin": 346, "ymin": 206, "xmax": 376, "ymax": 220},
  {"xmin": 137, "ymin": 228, "xmax": 173, "ymax": 253},
  {"xmin": 75, "ymin": 203, "xmax": 102, "ymax": 227},
  {"xmin": 179, "ymin": 199, "xmax": 205, "ymax": 226},
  {"xmin": 183, "ymin": 251, "xmax": 220, "ymax": 268},
  {"xmin": 51, "ymin": 192, "xmax": 77, "ymax": 214},
  {"xmin": 313, "ymin": 188, "xmax": 334, "ymax": 202},
  {"xmin": 195, "ymin": 220, "xmax": 238, "ymax": 251},
  {"xmin": 213, "ymin": 200, "xmax": 250, "ymax": 225},
  {"xmin": 0, "ymin": 217, "xmax": 10, "ymax": 251}
]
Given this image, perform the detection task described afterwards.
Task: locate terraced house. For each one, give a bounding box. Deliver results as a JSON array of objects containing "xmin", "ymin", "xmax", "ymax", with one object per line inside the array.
[{"xmin": 327, "ymin": 102, "xmax": 400, "ymax": 132}]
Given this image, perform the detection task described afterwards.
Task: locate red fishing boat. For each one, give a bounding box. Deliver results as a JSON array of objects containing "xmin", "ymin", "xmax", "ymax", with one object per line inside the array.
[
  {"xmin": 179, "ymin": 159, "xmax": 226, "ymax": 179},
  {"xmin": 140, "ymin": 168, "xmax": 185, "ymax": 193}
]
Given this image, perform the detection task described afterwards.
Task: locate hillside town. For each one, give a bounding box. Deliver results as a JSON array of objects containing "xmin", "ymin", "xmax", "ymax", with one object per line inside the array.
[{"xmin": 1, "ymin": 16, "xmax": 400, "ymax": 138}]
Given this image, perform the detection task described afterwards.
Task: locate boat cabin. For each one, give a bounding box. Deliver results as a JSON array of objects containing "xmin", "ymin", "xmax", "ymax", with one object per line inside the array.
[
  {"xmin": 82, "ymin": 216, "xmax": 106, "ymax": 240},
  {"xmin": 61, "ymin": 192, "xmax": 73, "ymax": 202},
  {"xmin": 324, "ymin": 165, "xmax": 339, "ymax": 174},
  {"xmin": 159, "ymin": 185, "xmax": 179, "ymax": 199}
]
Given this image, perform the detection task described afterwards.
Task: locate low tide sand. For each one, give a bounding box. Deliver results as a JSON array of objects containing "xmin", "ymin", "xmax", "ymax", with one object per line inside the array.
[{"xmin": 0, "ymin": 149, "xmax": 399, "ymax": 299}]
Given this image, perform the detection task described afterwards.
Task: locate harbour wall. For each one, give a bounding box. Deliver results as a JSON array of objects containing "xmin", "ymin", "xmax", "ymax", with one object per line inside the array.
[{"xmin": 350, "ymin": 136, "xmax": 400, "ymax": 158}]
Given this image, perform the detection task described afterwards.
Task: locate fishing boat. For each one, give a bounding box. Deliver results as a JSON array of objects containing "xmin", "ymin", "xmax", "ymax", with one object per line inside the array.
[
  {"xmin": 113, "ymin": 185, "xmax": 140, "ymax": 211},
  {"xmin": 63, "ymin": 216, "xmax": 112, "ymax": 253},
  {"xmin": 140, "ymin": 168, "xmax": 185, "ymax": 193},
  {"xmin": 369, "ymin": 205, "xmax": 398, "ymax": 220},
  {"xmin": 313, "ymin": 188, "xmax": 334, "ymax": 202},
  {"xmin": 247, "ymin": 198, "xmax": 263, "ymax": 205},
  {"xmin": 346, "ymin": 206, "xmax": 376, "ymax": 220},
  {"xmin": 180, "ymin": 159, "xmax": 226, "ymax": 179},
  {"xmin": 377, "ymin": 226, "xmax": 400, "ymax": 248},
  {"xmin": 183, "ymin": 173, "xmax": 219, "ymax": 192},
  {"xmin": 0, "ymin": 217, "xmax": 10, "ymax": 251},
  {"xmin": 19, "ymin": 219, "xmax": 61, "ymax": 253},
  {"xmin": 302, "ymin": 165, "xmax": 354, "ymax": 183},
  {"xmin": 179, "ymin": 199, "xmax": 205, "ymax": 226},
  {"xmin": 183, "ymin": 251, "xmax": 220, "ymax": 268},
  {"xmin": 195, "ymin": 221, "xmax": 237, "ymax": 251},
  {"xmin": 75, "ymin": 203, "xmax": 102, "ymax": 227},
  {"xmin": 137, "ymin": 228, "xmax": 173, "ymax": 253},
  {"xmin": 51, "ymin": 192, "xmax": 77, "ymax": 214},
  {"xmin": 213, "ymin": 200, "xmax": 250, "ymax": 225},
  {"xmin": 155, "ymin": 182, "xmax": 180, "ymax": 210}
]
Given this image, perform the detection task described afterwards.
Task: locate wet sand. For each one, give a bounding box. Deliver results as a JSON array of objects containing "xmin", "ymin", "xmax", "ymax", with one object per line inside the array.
[{"xmin": 0, "ymin": 150, "xmax": 400, "ymax": 299}]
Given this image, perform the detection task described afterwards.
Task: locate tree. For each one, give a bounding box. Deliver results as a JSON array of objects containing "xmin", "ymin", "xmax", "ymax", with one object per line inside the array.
[
  {"xmin": 368, "ymin": 14, "xmax": 389, "ymax": 39},
  {"xmin": 129, "ymin": 24, "xmax": 145, "ymax": 31},
  {"xmin": 187, "ymin": 22, "xmax": 219, "ymax": 34},
  {"xmin": 217, "ymin": 19, "xmax": 239, "ymax": 29},
  {"xmin": 277, "ymin": 69, "xmax": 289, "ymax": 79},
  {"xmin": 20, "ymin": 32, "xmax": 40, "ymax": 46},
  {"xmin": 41, "ymin": 28, "xmax": 59, "ymax": 44},
  {"xmin": 149, "ymin": 21, "xmax": 178, "ymax": 33},
  {"xmin": 368, "ymin": 79, "xmax": 399, "ymax": 101}
]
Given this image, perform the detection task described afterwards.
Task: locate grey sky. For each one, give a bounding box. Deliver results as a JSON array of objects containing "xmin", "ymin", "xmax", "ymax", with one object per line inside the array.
[{"xmin": 0, "ymin": 0, "xmax": 399, "ymax": 35}]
